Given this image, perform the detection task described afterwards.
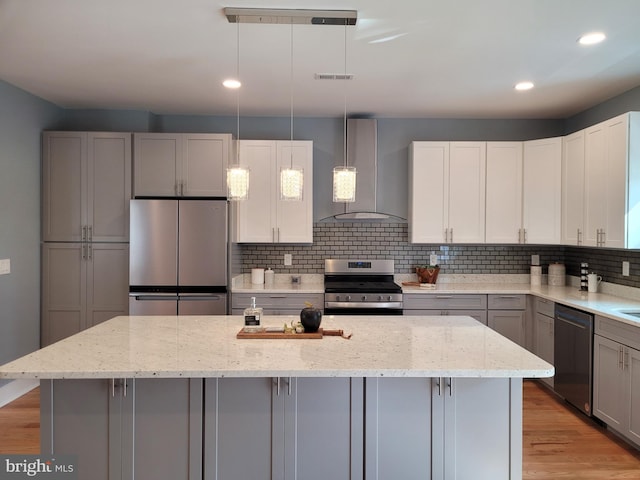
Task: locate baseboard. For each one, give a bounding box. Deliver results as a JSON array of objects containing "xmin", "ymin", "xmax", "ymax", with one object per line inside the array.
[{"xmin": 0, "ymin": 379, "xmax": 39, "ymax": 407}]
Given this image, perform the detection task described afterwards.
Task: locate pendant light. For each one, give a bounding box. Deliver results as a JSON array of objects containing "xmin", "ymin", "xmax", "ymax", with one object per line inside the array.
[
  {"xmin": 333, "ymin": 21, "xmax": 356, "ymax": 203},
  {"xmin": 280, "ymin": 21, "xmax": 304, "ymax": 201},
  {"xmin": 226, "ymin": 20, "xmax": 250, "ymax": 201}
]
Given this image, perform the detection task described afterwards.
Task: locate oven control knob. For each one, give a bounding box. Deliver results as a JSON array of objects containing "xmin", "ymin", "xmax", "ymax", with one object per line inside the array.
[
  {"xmin": 378, "ymin": 295, "xmax": 383, "ymax": 301},
  {"xmin": 335, "ymin": 295, "xmax": 340, "ymax": 302},
  {"xmin": 388, "ymin": 295, "xmax": 392, "ymax": 301},
  {"xmin": 361, "ymin": 295, "xmax": 367, "ymax": 301},
  {"xmin": 346, "ymin": 295, "xmax": 351, "ymax": 301}
]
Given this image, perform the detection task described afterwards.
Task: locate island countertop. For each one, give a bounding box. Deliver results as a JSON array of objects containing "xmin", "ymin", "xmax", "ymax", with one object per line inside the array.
[{"xmin": 0, "ymin": 315, "xmax": 553, "ymax": 380}]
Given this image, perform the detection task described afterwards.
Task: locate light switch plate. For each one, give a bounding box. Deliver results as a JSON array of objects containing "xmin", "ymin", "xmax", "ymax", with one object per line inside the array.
[
  {"xmin": 623, "ymin": 261, "xmax": 630, "ymax": 276},
  {"xmin": 284, "ymin": 254, "xmax": 292, "ymax": 266},
  {"xmin": 429, "ymin": 254, "xmax": 438, "ymax": 266},
  {"xmin": 0, "ymin": 258, "xmax": 10, "ymax": 275}
]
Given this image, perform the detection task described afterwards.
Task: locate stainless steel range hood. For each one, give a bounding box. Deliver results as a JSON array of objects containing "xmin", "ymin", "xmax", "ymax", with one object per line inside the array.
[{"xmin": 332, "ymin": 118, "xmax": 400, "ymax": 221}]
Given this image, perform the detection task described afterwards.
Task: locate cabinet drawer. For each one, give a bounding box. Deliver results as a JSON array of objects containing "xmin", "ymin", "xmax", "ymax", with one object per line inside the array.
[
  {"xmin": 535, "ymin": 297, "xmax": 555, "ymax": 317},
  {"xmin": 405, "ymin": 309, "xmax": 487, "ymax": 325},
  {"xmin": 403, "ymin": 294, "xmax": 487, "ymax": 310},
  {"xmin": 232, "ymin": 293, "xmax": 324, "ymax": 310},
  {"xmin": 595, "ymin": 315, "xmax": 640, "ymax": 351},
  {"xmin": 487, "ymin": 294, "xmax": 526, "ymax": 310}
]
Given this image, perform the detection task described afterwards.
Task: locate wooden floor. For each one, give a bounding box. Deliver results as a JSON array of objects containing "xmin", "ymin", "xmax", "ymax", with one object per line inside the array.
[{"xmin": 1, "ymin": 381, "xmax": 639, "ymax": 478}]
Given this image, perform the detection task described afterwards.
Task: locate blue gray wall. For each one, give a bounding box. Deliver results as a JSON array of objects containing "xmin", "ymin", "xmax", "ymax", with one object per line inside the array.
[
  {"xmin": 0, "ymin": 77, "xmax": 639, "ymax": 374},
  {"xmin": 0, "ymin": 81, "xmax": 60, "ymax": 386}
]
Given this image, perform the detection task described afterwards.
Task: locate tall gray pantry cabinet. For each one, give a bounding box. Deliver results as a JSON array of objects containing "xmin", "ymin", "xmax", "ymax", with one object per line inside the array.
[{"xmin": 41, "ymin": 132, "xmax": 131, "ymax": 346}]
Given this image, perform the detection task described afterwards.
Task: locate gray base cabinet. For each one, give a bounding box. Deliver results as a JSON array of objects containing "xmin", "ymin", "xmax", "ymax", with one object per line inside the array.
[
  {"xmin": 41, "ymin": 378, "xmax": 202, "ymax": 480},
  {"xmin": 365, "ymin": 377, "xmax": 522, "ymax": 480},
  {"xmin": 488, "ymin": 295, "xmax": 527, "ymax": 347},
  {"xmin": 533, "ymin": 298, "xmax": 555, "ymax": 389},
  {"xmin": 231, "ymin": 292, "xmax": 324, "ymax": 315},
  {"xmin": 403, "ymin": 294, "xmax": 488, "ymax": 324},
  {"xmin": 594, "ymin": 325, "xmax": 640, "ymax": 447},
  {"xmin": 204, "ymin": 377, "xmax": 363, "ymax": 480}
]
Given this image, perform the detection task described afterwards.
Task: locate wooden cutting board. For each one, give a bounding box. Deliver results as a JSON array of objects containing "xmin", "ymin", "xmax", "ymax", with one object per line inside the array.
[{"xmin": 236, "ymin": 328, "xmax": 350, "ymax": 339}]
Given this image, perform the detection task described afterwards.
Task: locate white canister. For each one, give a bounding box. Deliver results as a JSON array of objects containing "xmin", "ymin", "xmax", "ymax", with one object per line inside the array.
[
  {"xmin": 548, "ymin": 263, "xmax": 566, "ymax": 286},
  {"xmin": 530, "ymin": 266, "xmax": 542, "ymax": 286},
  {"xmin": 251, "ymin": 268, "xmax": 265, "ymax": 285},
  {"xmin": 264, "ymin": 268, "xmax": 275, "ymax": 286}
]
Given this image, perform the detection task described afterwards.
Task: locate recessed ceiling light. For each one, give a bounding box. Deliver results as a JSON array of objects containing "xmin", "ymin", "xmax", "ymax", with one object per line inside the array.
[
  {"xmin": 578, "ymin": 32, "xmax": 606, "ymax": 45},
  {"xmin": 515, "ymin": 81, "xmax": 534, "ymax": 91},
  {"xmin": 223, "ymin": 79, "xmax": 241, "ymax": 89}
]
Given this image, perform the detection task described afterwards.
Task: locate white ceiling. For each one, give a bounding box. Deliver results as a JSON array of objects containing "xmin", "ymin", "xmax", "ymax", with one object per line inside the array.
[{"xmin": 2, "ymin": 0, "xmax": 640, "ymax": 119}]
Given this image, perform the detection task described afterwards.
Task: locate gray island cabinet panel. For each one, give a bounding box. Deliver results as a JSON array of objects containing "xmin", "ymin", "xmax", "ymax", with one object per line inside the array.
[
  {"xmin": 204, "ymin": 377, "xmax": 363, "ymax": 480},
  {"xmin": 366, "ymin": 377, "xmax": 522, "ymax": 480},
  {"xmin": 41, "ymin": 378, "xmax": 202, "ymax": 480}
]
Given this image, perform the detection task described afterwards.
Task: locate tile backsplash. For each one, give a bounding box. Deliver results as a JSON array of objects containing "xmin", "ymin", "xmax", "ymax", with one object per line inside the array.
[{"xmin": 237, "ymin": 222, "xmax": 640, "ymax": 288}]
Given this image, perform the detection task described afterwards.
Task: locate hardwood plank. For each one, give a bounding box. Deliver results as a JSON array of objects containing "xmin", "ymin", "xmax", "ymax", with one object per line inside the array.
[
  {"xmin": 1, "ymin": 381, "xmax": 639, "ymax": 479},
  {"xmin": 523, "ymin": 380, "xmax": 640, "ymax": 479},
  {"xmin": 0, "ymin": 387, "xmax": 40, "ymax": 454}
]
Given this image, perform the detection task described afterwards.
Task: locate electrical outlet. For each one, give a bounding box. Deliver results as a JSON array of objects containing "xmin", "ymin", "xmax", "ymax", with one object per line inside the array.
[
  {"xmin": 429, "ymin": 254, "xmax": 438, "ymax": 266},
  {"xmin": 531, "ymin": 255, "xmax": 540, "ymax": 266},
  {"xmin": 623, "ymin": 261, "xmax": 630, "ymax": 277},
  {"xmin": 284, "ymin": 254, "xmax": 292, "ymax": 266},
  {"xmin": 0, "ymin": 258, "xmax": 10, "ymax": 275}
]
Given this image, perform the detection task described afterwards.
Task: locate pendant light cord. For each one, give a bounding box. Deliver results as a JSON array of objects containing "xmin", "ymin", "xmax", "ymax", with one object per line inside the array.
[
  {"xmin": 343, "ymin": 21, "xmax": 347, "ymax": 168},
  {"xmin": 236, "ymin": 21, "xmax": 241, "ymax": 165},
  {"xmin": 290, "ymin": 20, "xmax": 294, "ymax": 168}
]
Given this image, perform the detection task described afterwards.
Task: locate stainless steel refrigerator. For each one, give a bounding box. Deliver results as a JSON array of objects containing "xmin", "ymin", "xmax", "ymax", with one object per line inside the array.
[{"xmin": 129, "ymin": 199, "xmax": 228, "ymax": 315}]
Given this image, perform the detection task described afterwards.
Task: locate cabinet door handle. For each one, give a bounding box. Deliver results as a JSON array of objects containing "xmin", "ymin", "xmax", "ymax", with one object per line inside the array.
[
  {"xmin": 601, "ymin": 229, "xmax": 606, "ymax": 246},
  {"xmin": 272, "ymin": 228, "xmax": 276, "ymax": 242},
  {"xmin": 275, "ymin": 377, "xmax": 281, "ymax": 396},
  {"xmin": 523, "ymin": 229, "xmax": 527, "ymax": 244},
  {"xmin": 619, "ymin": 346, "xmax": 624, "ymax": 370},
  {"xmin": 446, "ymin": 377, "xmax": 453, "ymax": 396},
  {"xmin": 82, "ymin": 244, "xmax": 87, "ymax": 260},
  {"xmin": 111, "ymin": 378, "xmax": 115, "ymax": 397},
  {"xmin": 624, "ymin": 348, "xmax": 629, "ymax": 370},
  {"xmin": 287, "ymin": 377, "xmax": 292, "ymax": 396},
  {"xmin": 577, "ymin": 228, "xmax": 582, "ymax": 245},
  {"xmin": 88, "ymin": 225, "xmax": 92, "ymax": 242},
  {"xmin": 81, "ymin": 225, "xmax": 87, "ymax": 241},
  {"xmin": 87, "ymin": 244, "xmax": 92, "ymax": 260},
  {"xmin": 277, "ymin": 228, "xmax": 280, "ymax": 242},
  {"xmin": 435, "ymin": 378, "xmax": 441, "ymax": 396},
  {"xmin": 123, "ymin": 379, "xmax": 127, "ymax": 397}
]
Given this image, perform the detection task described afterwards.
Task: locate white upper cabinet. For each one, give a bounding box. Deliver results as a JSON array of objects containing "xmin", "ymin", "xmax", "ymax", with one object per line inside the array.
[
  {"xmin": 584, "ymin": 113, "xmax": 640, "ymax": 248},
  {"xmin": 42, "ymin": 132, "xmax": 132, "ymax": 243},
  {"xmin": 485, "ymin": 142, "xmax": 523, "ymax": 244},
  {"xmin": 235, "ymin": 140, "xmax": 313, "ymax": 243},
  {"xmin": 133, "ymin": 133, "xmax": 230, "ymax": 197},
  {"xmin": 409, "ymin": 141, "xmax": 485, "ymax": 243},
  {"xmin": 522, "ymin": 137, "xmax": 562, "ymax": 244},
  {"xmin": 561, "ymin": 131, "xmax": 586, "ymax": 245}
]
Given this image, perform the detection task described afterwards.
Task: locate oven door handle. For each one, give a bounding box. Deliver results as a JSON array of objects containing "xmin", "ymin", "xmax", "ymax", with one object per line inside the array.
[{"xmin": 325, "ymin": 301, "xmax": 403, "ymax": 309}]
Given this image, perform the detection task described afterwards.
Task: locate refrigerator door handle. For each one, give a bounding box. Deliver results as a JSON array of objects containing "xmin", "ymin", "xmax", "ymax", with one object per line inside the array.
[
  {"xmin": 179, "ymin": 294, "xmax": 223, "ymax": 301},
  {"xmin": 130, "ymin": 294, "xmax": 179, "ymax": 301}
]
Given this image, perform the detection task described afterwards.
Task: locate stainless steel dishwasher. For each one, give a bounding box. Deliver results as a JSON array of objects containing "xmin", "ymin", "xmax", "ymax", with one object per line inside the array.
[{"xmin": 554, "ymin": 304, "xmax": 594, "ymax": 416}]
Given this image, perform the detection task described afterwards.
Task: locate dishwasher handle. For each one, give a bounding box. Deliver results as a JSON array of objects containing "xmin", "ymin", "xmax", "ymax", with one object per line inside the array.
[{"xmin": 130, "ymin": 294, "xmax": 179, "ymax": 301}]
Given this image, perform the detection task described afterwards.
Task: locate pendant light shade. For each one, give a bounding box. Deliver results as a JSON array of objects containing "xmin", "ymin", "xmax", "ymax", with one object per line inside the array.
[
  {"xmin": 280, "ymin": 166, "xmax": 304, "ymax": 200},
  {"xmin": 227, "ymin": 166, "xmax": 250, "ymax": 200},
  {"xmin": 333, "ymin": 166, "xmax": 357, "ymax": 202}
]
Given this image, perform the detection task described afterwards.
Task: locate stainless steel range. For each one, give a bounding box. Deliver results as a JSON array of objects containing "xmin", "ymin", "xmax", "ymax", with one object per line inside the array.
[{"xmin": 324, "ymin": 259, "xmax": 403, "ymax": 315}]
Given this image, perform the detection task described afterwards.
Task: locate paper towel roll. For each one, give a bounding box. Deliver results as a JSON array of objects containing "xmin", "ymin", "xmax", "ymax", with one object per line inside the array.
[
  {"xmin": 251, "ymin": 268, "xmax": 265, "ymax": 284},
  {"xmin": 530, "ymin": 266, "xmax": 542, "ymax": 286}
]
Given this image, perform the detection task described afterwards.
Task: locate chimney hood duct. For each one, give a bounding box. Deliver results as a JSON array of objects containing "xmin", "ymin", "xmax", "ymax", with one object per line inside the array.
[{"xmin": 332, "ymin": 118, "xmax": 402, "ymax": 221}]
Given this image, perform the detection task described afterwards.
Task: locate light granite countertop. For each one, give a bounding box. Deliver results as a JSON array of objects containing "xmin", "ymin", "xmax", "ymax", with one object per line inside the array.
[
  {"xmin": 232, "ymin": 273, "xmax": 640, "ymax": 328},
  {"xmin": 0, "ymin": 315, "xmax": 553, "ymax": 380}
]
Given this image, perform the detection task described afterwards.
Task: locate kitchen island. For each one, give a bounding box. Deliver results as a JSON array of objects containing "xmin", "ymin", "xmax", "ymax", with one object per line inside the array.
[{"xmin": 0, "ymin": 315, "xmax": 553, "ymax": 480}]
